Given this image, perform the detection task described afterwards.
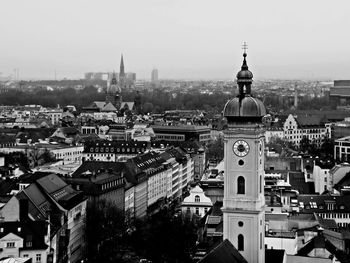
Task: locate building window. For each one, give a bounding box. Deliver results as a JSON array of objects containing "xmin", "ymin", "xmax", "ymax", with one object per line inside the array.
[
  {"xmin": 260, "ymin": 175, "xmax": 262, "ymax": 193},
  {"xmin": 36, "ymin": 254, "xmax": 41, "ymax": 263},
  {"xmin": 260, "ymin": 233, "xmax": 263, "ymax": 249},
  {"xmin": 26, "ymin": 235, "xmax": 33, "ymax": 247},
  {"xmin": 237, "ymin": 176, "xmax": 245, "ymax": 194},
  {"xmin": 195, "ymin": 207, "xmax": 199, "ymax": 215},
  {"xmin": 195, "ymin": 195, "xmax": 200, "ymax": 202},
  {"xmin": 238, "ymin": 234, "xmax": 244, "ymax": 251},
  {"xmin": 6, "ymin": 242, "xmax": 15, "ymax": 248}
]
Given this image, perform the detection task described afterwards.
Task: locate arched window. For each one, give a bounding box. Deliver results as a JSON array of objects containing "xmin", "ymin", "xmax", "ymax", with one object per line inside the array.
[
  {"xmin": 238, "ymin": 234, "xmax": 244, "ymax": 251},
  {"xmin": 195, "ymin": 195, "xmax": 200, "ymax": 202},
  {"xmin": 237, "ymin": 176, "xmax": 245, "ymax": 194}
]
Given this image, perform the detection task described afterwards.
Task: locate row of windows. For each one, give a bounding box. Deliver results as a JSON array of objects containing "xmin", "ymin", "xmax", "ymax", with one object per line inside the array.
[
  {"xmin": 318, "ymin": 213, "xmax": 350, "ymax": 219},
  {"xmin": 55, "ymin": 151, "xmax": 82, "ymax": 158},
  {"xmin": 22, "ymin": 253, "xmax": 42, "ymax": 263},
  {"xmin": 90, "ymin": 147, "xmax": 145, "ymax": 153},
  {"xmin": 101, "ymin": 179, "xmax": 123, "ymax": 191},
  {"xmin": 156, "ymin": 134, "xmax": 185, "ymax": 141}
]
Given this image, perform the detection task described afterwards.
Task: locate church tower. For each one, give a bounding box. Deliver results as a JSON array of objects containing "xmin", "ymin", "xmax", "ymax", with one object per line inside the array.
[
  {"xmin": 222, "ymin": 47, "xmax": 266, "ymax": 263},
  {"xmin": 106, "ymin": 71, "xmax": 122, "ymax": 110},
  {"xmin": 119, "ymin": 54, "xmax": 126, "ymax": 90}
]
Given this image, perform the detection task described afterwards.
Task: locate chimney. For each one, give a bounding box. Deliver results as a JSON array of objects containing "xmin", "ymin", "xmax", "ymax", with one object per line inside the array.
[{"xmin": 19, "ymin": 199, "xmax": 29, "ymax": 222}]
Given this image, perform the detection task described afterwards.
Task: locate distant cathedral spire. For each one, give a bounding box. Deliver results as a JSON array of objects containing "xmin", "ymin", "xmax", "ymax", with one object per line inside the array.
[
  {"xmin": 120, "ymin": 54, "xmax": 125, "ymax": 76},
  {"xmin": 119, "ymin": 54, "xmax": 126, "ymax": 90}
]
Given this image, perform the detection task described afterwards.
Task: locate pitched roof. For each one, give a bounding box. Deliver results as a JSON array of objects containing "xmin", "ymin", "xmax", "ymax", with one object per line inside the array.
[
  {"xmin": 288, "ymin": 172, "xmax": 315, "ymax": 194},
  {"xmin": 101, "ymin": 102, "xmax": 117, "ymax": 112},
  {"xmin": 72, "ymin": 161, "xmax": 125, "ymax": 177},
  {"xmin": 297, "ymin": 232, "xmax": 350, "ymax": 262},
  {"xmin": 120, "ymin": 102, "xmax": 134, "ymax": 110},
  {"xmin": 36, "ymin": 174, "xmax": 85, "ymax": 210},
  {"xmin": 295, "ymin": 115, "xmax": 324, "ymax": 128},
  {"xmin": 198, "ymin": 239, "xmax": 247, "ymax": 263}
]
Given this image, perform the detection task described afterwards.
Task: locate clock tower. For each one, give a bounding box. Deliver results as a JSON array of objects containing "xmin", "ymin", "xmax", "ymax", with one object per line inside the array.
[{"xmin": 222, "ymin": 49, "xmax": 266, "ymax": 263}]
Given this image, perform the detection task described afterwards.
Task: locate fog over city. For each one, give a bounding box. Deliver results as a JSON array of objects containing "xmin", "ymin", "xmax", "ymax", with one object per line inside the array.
[{"xmin": 1, "ymin": 0, "xmax": 350, "ymax": 80}]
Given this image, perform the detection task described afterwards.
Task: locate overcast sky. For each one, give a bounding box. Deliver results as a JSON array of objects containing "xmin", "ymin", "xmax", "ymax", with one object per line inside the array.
[{"xmin": 1, "ymin": 0, "xmax": 349, "ymax": 80}]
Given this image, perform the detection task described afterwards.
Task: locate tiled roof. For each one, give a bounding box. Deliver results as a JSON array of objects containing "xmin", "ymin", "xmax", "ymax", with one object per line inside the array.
[{"xmin": 295, "ymin": 116, "xmax": 324, "ymax": 128}]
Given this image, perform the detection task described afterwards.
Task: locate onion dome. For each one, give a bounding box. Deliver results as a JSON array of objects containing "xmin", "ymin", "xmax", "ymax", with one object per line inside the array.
[
  {"xmin": 223, "ymin": 51, "xmax": 266, "ymax": 123},
  {"xmin": 236, "ymin": 53, "xmax": 253, "ymax": 82}
]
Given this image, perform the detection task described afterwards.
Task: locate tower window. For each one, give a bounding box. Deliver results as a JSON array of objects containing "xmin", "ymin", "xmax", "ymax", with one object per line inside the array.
[
  {"xmin": 237, "ymin": 176, "xmax": 245, "ymax": 194},
  {"xmin": 260, "ymin": 175, "xmax": 262, "ymax": 193},
  {"xmin": 238, "ymin": 160, "xmax": 244, "ymax": 166},
  {"xmin": 238, "ymin": 234, "xmax": 244, "ymax": 251},
  {"xmin": 238, "ymin": 221, "xmax": 244, "ymax": 227},
  {"xmin": 195, "ymin": 195, "xmax": 200, "ymax": 202}
]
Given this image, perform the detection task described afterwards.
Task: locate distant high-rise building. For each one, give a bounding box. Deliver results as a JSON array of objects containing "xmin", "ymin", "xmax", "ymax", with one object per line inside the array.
[
  {"xmin": 126, "ymin": 72, "xmax": 136, "ymax": 82},
  {"xmin": 151, "ymin": 68, "xmax": 158, "ymax": 82}
]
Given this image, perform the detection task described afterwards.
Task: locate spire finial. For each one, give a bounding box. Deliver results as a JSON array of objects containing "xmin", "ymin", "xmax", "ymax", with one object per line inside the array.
[{"xmin": 242, "ymin": 42, "xmax": 248, "ymax": 55}]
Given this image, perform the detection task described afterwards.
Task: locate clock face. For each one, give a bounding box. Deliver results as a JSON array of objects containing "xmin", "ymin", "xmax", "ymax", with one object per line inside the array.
[{"xmin": 233, "ymin": 140, "xmax": 250, "ymax": 157}]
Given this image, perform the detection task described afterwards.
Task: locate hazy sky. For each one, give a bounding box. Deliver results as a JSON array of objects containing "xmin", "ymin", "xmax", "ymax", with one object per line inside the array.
[{"xmin": 1, "ymin": 0, "xmax": 350, "ymax": 80}]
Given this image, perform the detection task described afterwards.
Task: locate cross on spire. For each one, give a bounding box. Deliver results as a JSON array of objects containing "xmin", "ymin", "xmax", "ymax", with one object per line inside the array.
[{"xmin": 242, "ymin": 42, "xmax": 248, "ymax": 54}]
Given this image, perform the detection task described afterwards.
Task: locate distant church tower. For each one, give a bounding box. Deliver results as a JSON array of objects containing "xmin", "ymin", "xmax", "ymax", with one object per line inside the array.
[
  {"xmin": 119, "ymin": 54, "xmax": 126, "ymax": 90},
  {"xmin": 222, "ymin": 47, "xmax": 266, "ymax": 263},
  {"xmin": 106, "ymin": 71, "xmax": 122, "ymax": 109}
]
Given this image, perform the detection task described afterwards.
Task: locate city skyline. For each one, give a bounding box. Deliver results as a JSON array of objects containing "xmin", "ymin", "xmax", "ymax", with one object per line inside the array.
[{"xmin": 1, "ymin": 0, "xmax": 350, "ymax": 80}]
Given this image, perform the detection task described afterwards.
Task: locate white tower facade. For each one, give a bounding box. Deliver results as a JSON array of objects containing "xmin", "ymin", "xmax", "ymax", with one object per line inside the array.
[{"xmin": 222, "ymin": 51, "xmax": 266, "ymax": 263}]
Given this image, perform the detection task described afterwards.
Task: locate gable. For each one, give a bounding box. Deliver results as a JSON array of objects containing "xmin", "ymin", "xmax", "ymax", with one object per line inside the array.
[
  {"xmin": 0, "ymin": 232, "xmax": 23, "ymax": 242},
  {"xmin": 0, "ymin": 196, "xmax": 20, "ymax": 221}
]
